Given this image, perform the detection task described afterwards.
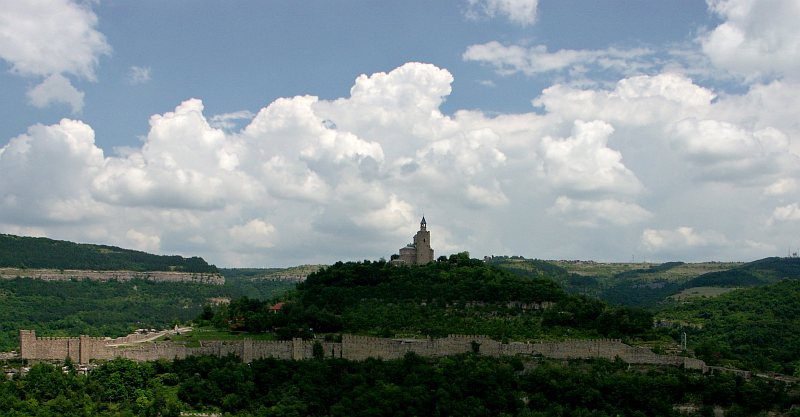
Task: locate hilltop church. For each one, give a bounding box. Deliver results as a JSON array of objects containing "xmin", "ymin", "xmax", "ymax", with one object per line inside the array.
[{"xmin": 392, "ymin": 217, "xmax": 434, "ymax": 265}]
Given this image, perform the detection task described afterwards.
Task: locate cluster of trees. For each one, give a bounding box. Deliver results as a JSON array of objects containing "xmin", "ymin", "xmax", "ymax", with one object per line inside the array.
[
  {"xmin": 0, "ymin": 358, "xmax": 181, "ymax": 416},
  {"xmin": 298, "ymin": 256, "xmax": 564, "ymax": 309},
  {"xmin": 2, "ymin": 354, "xmax": 796, "ymax": 416},
  {"xmin": 660, "ymin": 279, "xmax": 800, "ymax": 374},
  {"xmin": 0, "ymin": 234, "xmax": 217, "ymax": 272},
  {"xmin": 0, "ymin": 277, "xmax": 294, "ymax": 351},
  {"xmin": 199, "ymin": 258, "xmax": 654, "ymax": 341},
  {"xmin": 601, "ymin": 279, "xmax": 683, "ymax": 308},
  {"xmin": 542, "ymin": 295, "xmax": 654, "ymax": 338}
]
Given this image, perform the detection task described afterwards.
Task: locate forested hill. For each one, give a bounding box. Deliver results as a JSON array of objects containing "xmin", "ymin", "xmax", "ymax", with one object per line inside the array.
[
  {"xmin": 684, "ymin": 256, "xmax": 800, "ymax": 288},
  {"xmin": 659, "ymin": 279, "xmax": 800, "ymax": 373},
  {"xmin": 201, "ymin": 253, "xmax": 654, "ymax": 341},
  {"xmin": 0, "ymin": 234, "xmax": 217, "ymax": 273},
  {"xmin": 298, "ymin": 255, "xmax": 565, "ymax": 308}
]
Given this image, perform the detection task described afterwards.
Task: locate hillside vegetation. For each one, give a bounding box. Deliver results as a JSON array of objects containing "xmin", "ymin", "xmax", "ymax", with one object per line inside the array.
[
  {"xmin": 658, "ymin": 279, "xmax": 800, "ymax": 373},
  {"xmin": 607, "ymin": 257, "xmax": 800, "ymax": 308},
  {"xmin": 0, "ymin": 234, "xmax": 217, "ymax": 272},
  {"xmin": 490, "ymin": 256, "xmax": 800, "ymax": 308},
  {"xmin": 200, "ymin": 254, "xmax": 654, "ymax": 342},
  {"xmin": 0, "ymin": 276, "xmax": 294, "ymax": 351},
  {"xmin": 488, "ymin": 256, "xmax": 800, "ymax": 373},
  {"xmin": 682, "ymin": 257, "xmax": 800, "ymax": 288}
]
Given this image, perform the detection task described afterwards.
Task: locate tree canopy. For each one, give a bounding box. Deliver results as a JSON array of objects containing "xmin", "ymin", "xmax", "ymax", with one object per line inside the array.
[
  {"xmin": 659, "ymin": 279, "xmax": 800, "ymax": 373},
  {"xmin": 1, "ymin": 354, "xmax": 796, "ymax": 416},
  {"xmin": 0, "ymin": 233, "xmax": 217, "ymax": 272}
]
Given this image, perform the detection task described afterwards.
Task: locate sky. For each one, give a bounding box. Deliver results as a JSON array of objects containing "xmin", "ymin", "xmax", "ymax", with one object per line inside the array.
[{"xmin": 1, "ymin": 0, "xmax": 800, "ymax": 267}]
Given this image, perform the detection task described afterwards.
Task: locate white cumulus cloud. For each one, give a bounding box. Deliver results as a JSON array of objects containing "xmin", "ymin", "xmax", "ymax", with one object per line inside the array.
[
  {"xmin": 0, "ymin": 0, "xmax": 110, "ymax": 110},
  {"xmin": 92, "ymin": 99, "xmax": 248, "ymax": 210},
  {"xmin": 534, "ymin": 73, "xmax": 715, "ymax": 126},
  {"xmin": 669, "ymin": 119, "xmax": 790, "ymax": 182},
  {"xmin": 537, "ymin": 120, "xmax": 642, "ymax": 197},
  {"xmin": 26, "ymin": 73, "xmax": 85, "ymax": 113},
  {"xmin": 770, "ymin": 204, "xmax": 800, "ymax": 223},
  {"xmin": 701, "ymin": 0, "xmax": 800, "ymax": 80},
  {"xmin": 0, "ymin": 0, "xmax": 110, "ymax": 78},
  {"xmin": 1, "ymin": 61, "xmax": 799, "ymax": 265},
  {"xmin": 0, "ymin": 118, "xmax": 106, "ymax": 224}
]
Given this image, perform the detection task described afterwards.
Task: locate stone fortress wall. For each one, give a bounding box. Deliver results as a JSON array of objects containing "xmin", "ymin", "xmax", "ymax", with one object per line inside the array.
[
  {"xmin": 0, "ymin": 268, "xmax": 224, "ymax": 285},
  {"xmin": 19, "ymin": 330, "xmax": 706, "ymax": 371}
]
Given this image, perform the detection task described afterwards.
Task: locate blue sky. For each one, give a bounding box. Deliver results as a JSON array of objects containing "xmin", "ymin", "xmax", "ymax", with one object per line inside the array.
[
  {"xmin": 2, "ymin": 0, "xmax": 800, "ymax": 266},
  {"xmin": 0, "ymin": 0, "xmax": 717, "ymax": 149}
]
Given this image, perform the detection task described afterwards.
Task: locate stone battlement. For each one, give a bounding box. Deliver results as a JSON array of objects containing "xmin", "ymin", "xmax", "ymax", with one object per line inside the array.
[{"xmin": 18, "ymin": 329, "xmax": 706, "ymax": 371}]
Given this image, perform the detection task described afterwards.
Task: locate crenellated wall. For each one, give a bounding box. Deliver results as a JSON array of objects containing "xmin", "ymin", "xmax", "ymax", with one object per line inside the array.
[
  {"xmin": 19, "ymin": 329, "xmax": 706, "ymax": 371},
  {"xmin": 19, "ymin": 330, "xmax": 81, "ymax": 362}
]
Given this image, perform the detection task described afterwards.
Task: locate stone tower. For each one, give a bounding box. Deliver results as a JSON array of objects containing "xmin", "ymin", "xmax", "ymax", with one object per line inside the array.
[
  {"xmin": 19, "ymin": 329, "xmax": 35, "ymax": 359},
  {"xmin": 413, "ymin": 217, "xmax": 434, "ymax": 265}
]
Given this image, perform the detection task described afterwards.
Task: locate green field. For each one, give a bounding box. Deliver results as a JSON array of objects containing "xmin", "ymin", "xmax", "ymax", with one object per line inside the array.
[
  {"xmin": 669, "ymin": 286, "xmax": 739, "ymax": 301},
  {"xmin": 552, "ymin": 260, "xmax": 741, "ymax": 283},
  {"xmin": 159, "ymin": 327, "xmax": 278, "ymax": 347},
  {"xmin": 550, "ymin": 261, "xmax": 655, "ymax": 277}
]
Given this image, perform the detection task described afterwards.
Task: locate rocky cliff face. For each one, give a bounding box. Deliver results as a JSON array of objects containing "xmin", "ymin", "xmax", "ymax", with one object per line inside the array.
[{"xmin": 0, "ymin": 268, "xmax": 224, "ymax": 285}]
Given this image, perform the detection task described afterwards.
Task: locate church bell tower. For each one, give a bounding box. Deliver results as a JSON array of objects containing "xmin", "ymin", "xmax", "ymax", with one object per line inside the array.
[{"xmin": 413, "ymin": 216, "xmax": 433, "ymax": 264}]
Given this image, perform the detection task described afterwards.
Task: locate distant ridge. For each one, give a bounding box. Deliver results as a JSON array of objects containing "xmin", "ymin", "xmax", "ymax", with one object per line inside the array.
[
  {"xmin": 0, "ymin": 234, "xmax": 217, "ymax": 273},
  {"xmin": 685, "ymin": 256, "xmax": 800, "ymax": 288}
]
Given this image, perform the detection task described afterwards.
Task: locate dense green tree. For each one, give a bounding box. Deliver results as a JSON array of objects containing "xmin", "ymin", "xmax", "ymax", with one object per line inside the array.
[
  {"xmin": 1, "ymin": 354, "xmax": 796, "ymax": 416},
  {"xmin": 660, "ymin": 280, "xmax": 800, "ymax": 372},
  {"xmin": 88, "ymin": 358, "xmax": 153, "ymax": 403}
]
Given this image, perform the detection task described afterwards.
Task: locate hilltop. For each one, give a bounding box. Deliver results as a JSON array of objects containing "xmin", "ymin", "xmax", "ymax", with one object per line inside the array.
[
  {"xmin": 0, "ymin": 233, "xmax": 217, "ymax": 273},
  {"xmin": 199, "ymin": 253, "xmax": 654, "ymax": 342}
]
